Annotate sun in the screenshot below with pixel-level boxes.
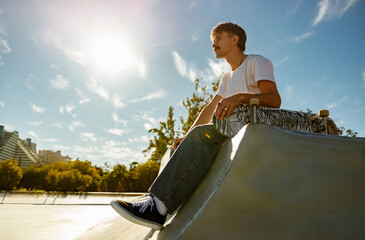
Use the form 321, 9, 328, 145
89, 35, 136, 74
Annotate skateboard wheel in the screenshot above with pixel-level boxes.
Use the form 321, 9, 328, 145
319, 109, 329, 117
249, 98, 260, 106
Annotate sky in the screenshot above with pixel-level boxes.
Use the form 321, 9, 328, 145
0, 0, 364, 167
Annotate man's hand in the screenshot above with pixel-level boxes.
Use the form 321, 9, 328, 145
173, 137, 185, 150
215, 94, 244, 120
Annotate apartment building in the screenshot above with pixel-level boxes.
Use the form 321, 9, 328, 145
0, 125, 40, 168
38, 149, 71, 164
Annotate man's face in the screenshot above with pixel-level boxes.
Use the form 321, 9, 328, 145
211, 31, 234, 59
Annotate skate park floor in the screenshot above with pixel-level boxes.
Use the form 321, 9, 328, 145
0, 192, 145, 240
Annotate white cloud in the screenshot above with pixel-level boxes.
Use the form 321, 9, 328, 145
62, 48, 86, 66
313, 0, 360, 26
362, 71, 365, 87
287, 0, 304, 16
285, 85, 294, 99
136, 111, 164, 130
43, 138, 59, 143
65, 103, 76, 113
60, 103, 76, 114
29, 121, 43, 126
172, 51, 197, 82
89, 140, 144, 164
111, 95, 126, 109
68, 121, 85, 132
108, 128, 128, 136
86, 77, 110, 100
86, 77, 127, 108
130, 90, 167, 103
201, 59, 230, 82
126, 135, 150, 144
276, 56, 290, 66
49, 64, 59, 70
50, 75, 71, 90
31, 103, 46, 113
327, 96, 349, 109
80, 132, 97, 143
0, 101, 5, 107
28, 131, 38, 138
52, 145, 71, 151
79, 98, 91, 105
0, 38, 11, 54
112, 112, 128, 126
51, 122, 63, 129
0, 38, 11, 65
288, 32, 314, 43
75, 88, 90, 105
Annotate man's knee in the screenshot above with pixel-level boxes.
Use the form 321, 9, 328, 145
187, 124, 223, 143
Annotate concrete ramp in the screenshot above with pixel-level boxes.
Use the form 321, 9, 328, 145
77, 123, 365, 240
154, 123, 365, 239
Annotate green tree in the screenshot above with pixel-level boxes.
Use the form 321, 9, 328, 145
45, 168, 93, 192
143, 106, 176, 162
338, 126, 358, 137
102, 164, 130, 192
142, 77, 221, 163
19, 165, 50, 190
71, 160, 102, 191
0, 159, 23, 190
19, 160, 103, 192
130, 161, 160, 192
179, 79, 216, 135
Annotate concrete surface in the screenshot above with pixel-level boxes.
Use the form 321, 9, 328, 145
0, 192, 143, 240
0, 204, 117, 240
0, 191, 143, 205
155, 123, 365, 239
76, 123, 365, 240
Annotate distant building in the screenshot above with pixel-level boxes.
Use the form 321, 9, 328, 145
38, 150, 71, 164
0, 125, 40, 168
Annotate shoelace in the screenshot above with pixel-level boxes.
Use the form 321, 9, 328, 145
132, 196, 154, 213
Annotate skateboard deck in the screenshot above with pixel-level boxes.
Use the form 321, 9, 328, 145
213, 103, 338, 137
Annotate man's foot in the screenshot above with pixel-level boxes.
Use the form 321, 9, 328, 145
110, 195, 167, 230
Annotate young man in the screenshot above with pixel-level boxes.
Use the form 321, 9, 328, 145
111, 22, 281, 230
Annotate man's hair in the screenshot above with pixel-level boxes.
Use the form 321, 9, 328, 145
211, 22, 247, 52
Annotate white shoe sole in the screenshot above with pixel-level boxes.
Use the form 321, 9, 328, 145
110, 200, 163, 230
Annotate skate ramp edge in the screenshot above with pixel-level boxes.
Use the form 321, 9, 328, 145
77, 123, 365, 240
154, 123, 365, 240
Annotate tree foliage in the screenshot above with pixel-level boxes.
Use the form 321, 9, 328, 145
143, 106, 176, 162
2, 158, 160, 192
179, 79, 215, 134
143, 78, 221, 162
0, 159, 23, 190
338, 126, 358, 137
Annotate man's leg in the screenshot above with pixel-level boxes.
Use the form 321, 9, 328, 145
111, 124, 227, 229
150, 124, 227, 214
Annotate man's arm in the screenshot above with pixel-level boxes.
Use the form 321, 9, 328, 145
173, 94, 222, 150
215, 80, 281, 120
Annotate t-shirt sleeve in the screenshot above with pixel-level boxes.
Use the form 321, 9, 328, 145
216, 73, 228, 98
253, 55, 275, 83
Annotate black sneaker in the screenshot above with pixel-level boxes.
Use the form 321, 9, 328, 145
110, 195, 166, 230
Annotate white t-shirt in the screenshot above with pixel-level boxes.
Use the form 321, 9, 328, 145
216, 54, 275, 98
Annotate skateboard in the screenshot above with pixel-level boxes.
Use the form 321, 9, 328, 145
213, 98, 339, 137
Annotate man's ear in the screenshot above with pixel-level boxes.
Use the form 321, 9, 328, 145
232, 35, 239, 46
